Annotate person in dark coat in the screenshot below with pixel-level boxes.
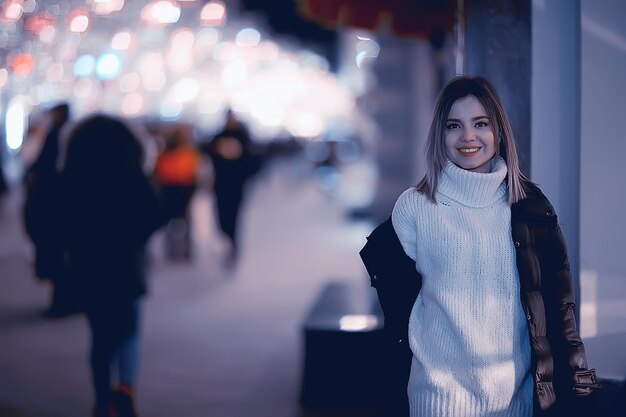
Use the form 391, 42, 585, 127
61, 114, 166, 417
201, 109, 260, 264
360, 76, 597, 417
0, 146, 7, 197
22, 102, 79, 317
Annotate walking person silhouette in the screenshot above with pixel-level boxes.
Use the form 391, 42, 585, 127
201, 109, 261, 265
23, 102, 80, 317
61, 114, 166, 417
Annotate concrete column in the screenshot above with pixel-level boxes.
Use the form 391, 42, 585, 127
462, 0, 532, 174
368, 33, 445, 222
368, 35, 425, 221
531, 0, 581, 317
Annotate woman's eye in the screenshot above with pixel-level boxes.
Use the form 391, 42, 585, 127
475, 121, 489, 128
446, 123, 459, 129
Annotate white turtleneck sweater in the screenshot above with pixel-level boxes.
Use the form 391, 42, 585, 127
392, 158, 533, 417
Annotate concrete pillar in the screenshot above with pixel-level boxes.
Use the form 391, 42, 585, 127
368, 33, 444, 222
462, 0, 532, 174
531, 0, 581, 317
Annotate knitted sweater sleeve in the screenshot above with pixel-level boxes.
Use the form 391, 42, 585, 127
391, 188, 418, 262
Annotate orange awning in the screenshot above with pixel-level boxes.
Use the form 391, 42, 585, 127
298, 0, 456, 39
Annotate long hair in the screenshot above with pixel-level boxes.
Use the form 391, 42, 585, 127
64, 114, 144, 180
416, 76, 529, 204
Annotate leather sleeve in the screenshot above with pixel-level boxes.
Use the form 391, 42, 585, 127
359, 218, 421, 324
543, 221, 598, 397
359, 218, 420, 417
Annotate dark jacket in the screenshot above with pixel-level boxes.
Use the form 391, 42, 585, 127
202, 126, 260, 190
359, 182, 598, 417
62, 172, 166, 308
23, 124, 65, 280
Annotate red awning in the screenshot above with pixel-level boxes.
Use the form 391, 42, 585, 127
298, 0, 456, 39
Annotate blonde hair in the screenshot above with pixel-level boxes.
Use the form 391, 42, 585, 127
416, 76, 529, 204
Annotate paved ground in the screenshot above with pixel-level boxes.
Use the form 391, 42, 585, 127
0, 154, 623, 417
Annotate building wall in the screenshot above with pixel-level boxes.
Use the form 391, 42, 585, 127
580, 0, 626, 337
532, 0, 626, 379
531, 1, 582, 319
367, 34, 454, 222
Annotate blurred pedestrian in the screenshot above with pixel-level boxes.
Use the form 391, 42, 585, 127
61, 114, 166, 417
22, 102, 79, 317
201, 109, 261, 264
154, 126, 200, 260
360, 76, 598, 417
0, 147, 7, 197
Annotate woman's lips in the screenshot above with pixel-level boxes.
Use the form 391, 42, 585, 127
457, 147, 481, 156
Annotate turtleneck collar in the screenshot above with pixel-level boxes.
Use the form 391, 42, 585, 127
437, 157, 508, 208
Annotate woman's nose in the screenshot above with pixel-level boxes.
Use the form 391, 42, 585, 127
461, 127, 476, 141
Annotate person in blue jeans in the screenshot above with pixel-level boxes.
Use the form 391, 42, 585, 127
61, 114, 166, 417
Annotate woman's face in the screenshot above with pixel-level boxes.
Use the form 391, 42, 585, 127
444, 95, 496, 173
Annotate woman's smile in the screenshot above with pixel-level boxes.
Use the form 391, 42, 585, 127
457, 146, 482, 156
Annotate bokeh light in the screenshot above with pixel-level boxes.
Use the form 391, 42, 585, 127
172, 77, 199, 102
4, 2, 24, 22
119, 72, 141, 93
10, 54, 35, 77
5, 95, 28, 151
74, 78, 97, 98
91, 0, 125, 16
0, 0, 369, 148
121, 92, 144, 116
160, 100, 182, 119
0, 68, 9, 89
235, 28, 260, 47
142, 1, 181, 25
39, 25, 56, 43
69, 9, 91, 33
74, 55, 96, 77
200, 1, 226, 26
96, 52, 122, 80
46, 63, 64, 83
111, 31, 132, 50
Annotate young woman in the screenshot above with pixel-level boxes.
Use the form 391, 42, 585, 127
62, 115, 166, 417
360, 76, 598, 417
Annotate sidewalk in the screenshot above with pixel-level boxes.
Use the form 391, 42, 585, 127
0, 157, 373, 417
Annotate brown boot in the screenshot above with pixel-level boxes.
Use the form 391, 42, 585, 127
92, 403, 118, 417
111, 383, 138, 417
